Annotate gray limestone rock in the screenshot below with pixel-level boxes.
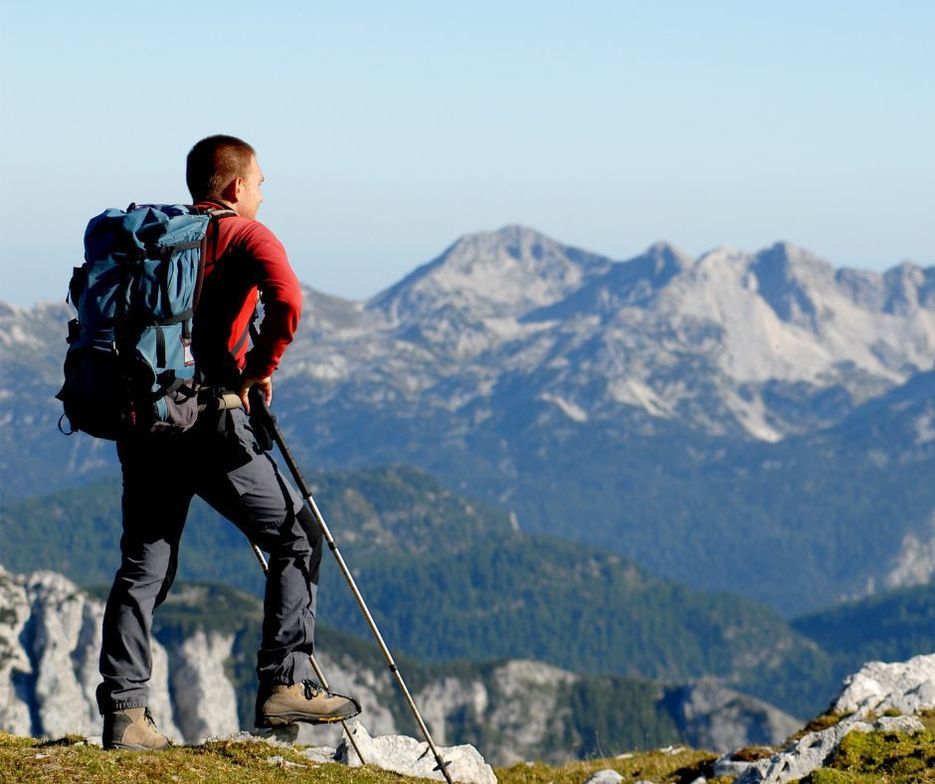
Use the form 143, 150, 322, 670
336, 721, 497, 784
713, 749, 773, 780
301, 745, 340, 763
833, 654, 935, 717
147, 641, 183, 742
874, 715, 924, 734
168, 629, 240, 743
732, 710, 926, 784
417, 676, 490, 747
734, 715, 872, 784
667, 679, 801, 752
477, 660, 577, 765
720, 712, 926, 783
583, 770, 624, 784
24, 571, 102, 737
0, 567, 32, 735
723, 655, 935, 784
0, 568, 183, 741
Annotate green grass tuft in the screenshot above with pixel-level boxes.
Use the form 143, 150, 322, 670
803, 727, 935, 784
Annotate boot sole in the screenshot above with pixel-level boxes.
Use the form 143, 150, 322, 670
258, 706, 361, 727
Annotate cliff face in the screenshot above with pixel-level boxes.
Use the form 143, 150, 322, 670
296, 658, 584, 764
0, 568, 180, 741
0, 566, 802, 763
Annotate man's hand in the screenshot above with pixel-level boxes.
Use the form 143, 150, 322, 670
239, 374, 272, 414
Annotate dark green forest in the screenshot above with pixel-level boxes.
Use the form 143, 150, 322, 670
269, 369, 935, 616
4, 466, 932, 721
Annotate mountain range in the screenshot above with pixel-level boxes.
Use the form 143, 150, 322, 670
2, 226, 934, 617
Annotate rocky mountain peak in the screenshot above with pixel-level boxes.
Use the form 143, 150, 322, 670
613, 240, 694, 291
748, 242, 834, 329
297, 285, 365, 333
645, 240, 693, 276
881, 261, 935, 315
524, 241, 693, 321
368, 225, 613, 323
752, 242, 834, 281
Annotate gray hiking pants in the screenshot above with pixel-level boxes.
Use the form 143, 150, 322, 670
96, 407, 321, 713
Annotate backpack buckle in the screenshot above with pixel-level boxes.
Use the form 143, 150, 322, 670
66, 319, 81, 344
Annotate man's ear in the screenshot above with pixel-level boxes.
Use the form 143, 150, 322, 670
220, 176, 243, 204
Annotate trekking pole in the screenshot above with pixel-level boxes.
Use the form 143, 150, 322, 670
250, 392, 454, 784
247, 541, 366, 766
207, 392, 367, 763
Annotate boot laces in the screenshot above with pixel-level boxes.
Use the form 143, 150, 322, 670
141, 706, 172, 747
302, 680, 321, 700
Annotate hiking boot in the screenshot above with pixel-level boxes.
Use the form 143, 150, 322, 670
102, 707, 171, 751
256, 680, 361, 726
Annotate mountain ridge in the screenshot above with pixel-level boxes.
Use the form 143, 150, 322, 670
3, 226, 935, 618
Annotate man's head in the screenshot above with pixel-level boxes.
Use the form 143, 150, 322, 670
186, 135, 264, 219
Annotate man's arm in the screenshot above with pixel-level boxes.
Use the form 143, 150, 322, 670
236, 221, 303, 411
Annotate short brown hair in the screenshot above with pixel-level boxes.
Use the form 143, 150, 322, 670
186, 135, 256, 201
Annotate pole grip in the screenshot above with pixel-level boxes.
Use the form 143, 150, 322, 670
197, 392, 243, 413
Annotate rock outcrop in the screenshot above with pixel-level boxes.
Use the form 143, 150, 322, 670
0, 567, 179, 742
292, 658, 581, 762
336, 721, 497, 784
664, 679, 801, 752
720, 653, 935, 784
583, 771, 624, 784
832, 653, 935, 716
0, 569, 31, 735
168, 629, 240, 742
724, 713, 927, 784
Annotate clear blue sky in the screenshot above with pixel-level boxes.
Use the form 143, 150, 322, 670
1, 1, 933, 307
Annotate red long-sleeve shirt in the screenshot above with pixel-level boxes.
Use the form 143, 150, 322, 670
192, 201, 302, 387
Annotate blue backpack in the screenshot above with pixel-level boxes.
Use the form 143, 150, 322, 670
56, 203, 235, 440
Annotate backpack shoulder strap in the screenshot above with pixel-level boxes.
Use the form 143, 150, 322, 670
193, 209, 238, 311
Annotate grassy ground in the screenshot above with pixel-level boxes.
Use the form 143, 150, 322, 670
0, 733, 421, 784
1, 724, 932, 784
0, 733, 715, 784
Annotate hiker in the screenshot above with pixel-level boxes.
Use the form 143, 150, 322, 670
96, 135, 360, 750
